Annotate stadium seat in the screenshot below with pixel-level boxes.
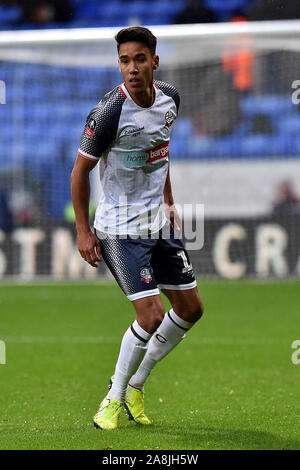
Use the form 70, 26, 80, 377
0, 65, 15, 82
214, 135, 244, 158
25, 84, 48, 102
123, 1, 148, 18
172, 117, 194, 140
188, 136, 217, 159
204, 0, 256, 21
239, 134, 295, 158
240, 95, 294, 118
100, 2, 124, 20
40, 157, 74, 219
23, 141, 59, 179
23, 103, 50, 121
275, 115, 300, 136
150, 0, 183, 16
143, 15, 173, 26
0, 6, 22, 25
72, 1, 102, 21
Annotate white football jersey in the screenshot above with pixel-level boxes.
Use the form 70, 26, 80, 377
78, 81, 180, 235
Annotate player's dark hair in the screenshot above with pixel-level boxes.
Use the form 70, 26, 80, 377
115, 26, 157, 55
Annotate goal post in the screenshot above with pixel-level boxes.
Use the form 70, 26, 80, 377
0, 20, 300, 280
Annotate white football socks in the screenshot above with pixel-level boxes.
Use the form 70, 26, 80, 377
129, 308, 193, 390
107, 320, 151, 402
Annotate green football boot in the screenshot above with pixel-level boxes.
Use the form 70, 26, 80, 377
125, 384, 152, 425
109, 375, 152, 425
93, 397, 123, 430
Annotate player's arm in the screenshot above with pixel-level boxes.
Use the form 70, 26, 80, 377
163, 163, 181, 235
163, 164, 174, 207
71, 153, 102, 267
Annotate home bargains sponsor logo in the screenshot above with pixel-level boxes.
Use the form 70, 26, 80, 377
124, 150, 148, 167
147, 142, 169, 163
124, 142, 169, 167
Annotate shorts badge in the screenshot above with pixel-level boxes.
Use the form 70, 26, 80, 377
140, 267, 152, 283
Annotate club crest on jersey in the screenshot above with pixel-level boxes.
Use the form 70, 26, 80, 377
85, 118, 96, 138
165, 110, 175, 128
140, 268, 152, 283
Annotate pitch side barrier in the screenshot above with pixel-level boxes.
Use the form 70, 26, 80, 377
0, 215, 299, 280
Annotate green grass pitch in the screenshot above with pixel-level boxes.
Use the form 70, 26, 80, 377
0, 280, 299, 450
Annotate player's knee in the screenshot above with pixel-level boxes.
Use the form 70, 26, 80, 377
193, 299, 204, 321
148, 307, 165, 332
136, 299, 164, 333
175, 299, 204, 323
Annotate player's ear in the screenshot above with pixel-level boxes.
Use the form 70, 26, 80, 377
153, 55, 159, 70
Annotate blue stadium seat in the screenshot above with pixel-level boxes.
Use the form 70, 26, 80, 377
72, 1, 102, 21
67, 139, 83, 162
276, 115, 300, 136
100, 2, 123, 19
124, 1, 148, 18
23, 140, 58, 166
214, 135, 244, 158
4, 85, 25, 104
0, 65, 15, 81
23, 103, 50, 121
188, 136, 216, 159
23, 64, 48, 80
204, 0, 256, 21
205, 0, 249, 10
139, 0, 175, 18
143, 15, 173, 26
25, 84, 48, 102
40, 158, 74, 219
0, 122, 14, 143
240, 95, 294, 118
230, 120, 252, 137
239, 134, 295, 158
172, 117, 194, 140
0, 6, 22, 25
169, 138, 189, 159
68, 19, 104, 28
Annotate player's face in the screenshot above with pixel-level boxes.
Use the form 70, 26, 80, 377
118, 41, 159, 94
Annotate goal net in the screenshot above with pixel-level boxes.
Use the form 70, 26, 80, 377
0, 20, 300, 280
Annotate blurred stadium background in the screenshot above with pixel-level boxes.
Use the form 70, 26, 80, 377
0, 0, 300, 281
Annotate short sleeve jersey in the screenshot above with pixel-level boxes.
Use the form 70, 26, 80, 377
78, 81, 180, 235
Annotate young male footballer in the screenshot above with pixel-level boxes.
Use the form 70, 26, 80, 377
71, 26, 204, 430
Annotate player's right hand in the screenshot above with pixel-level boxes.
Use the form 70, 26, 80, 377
77, 230, 102, 268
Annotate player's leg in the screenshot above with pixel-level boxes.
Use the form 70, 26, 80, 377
128, 287, 203, 390
133, 294, 165, 333
161, 286, 204, 323
129, 228, 204, 391
107, 294, 164, 402
93, 231, 161, 429
118, 294, 165, 425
